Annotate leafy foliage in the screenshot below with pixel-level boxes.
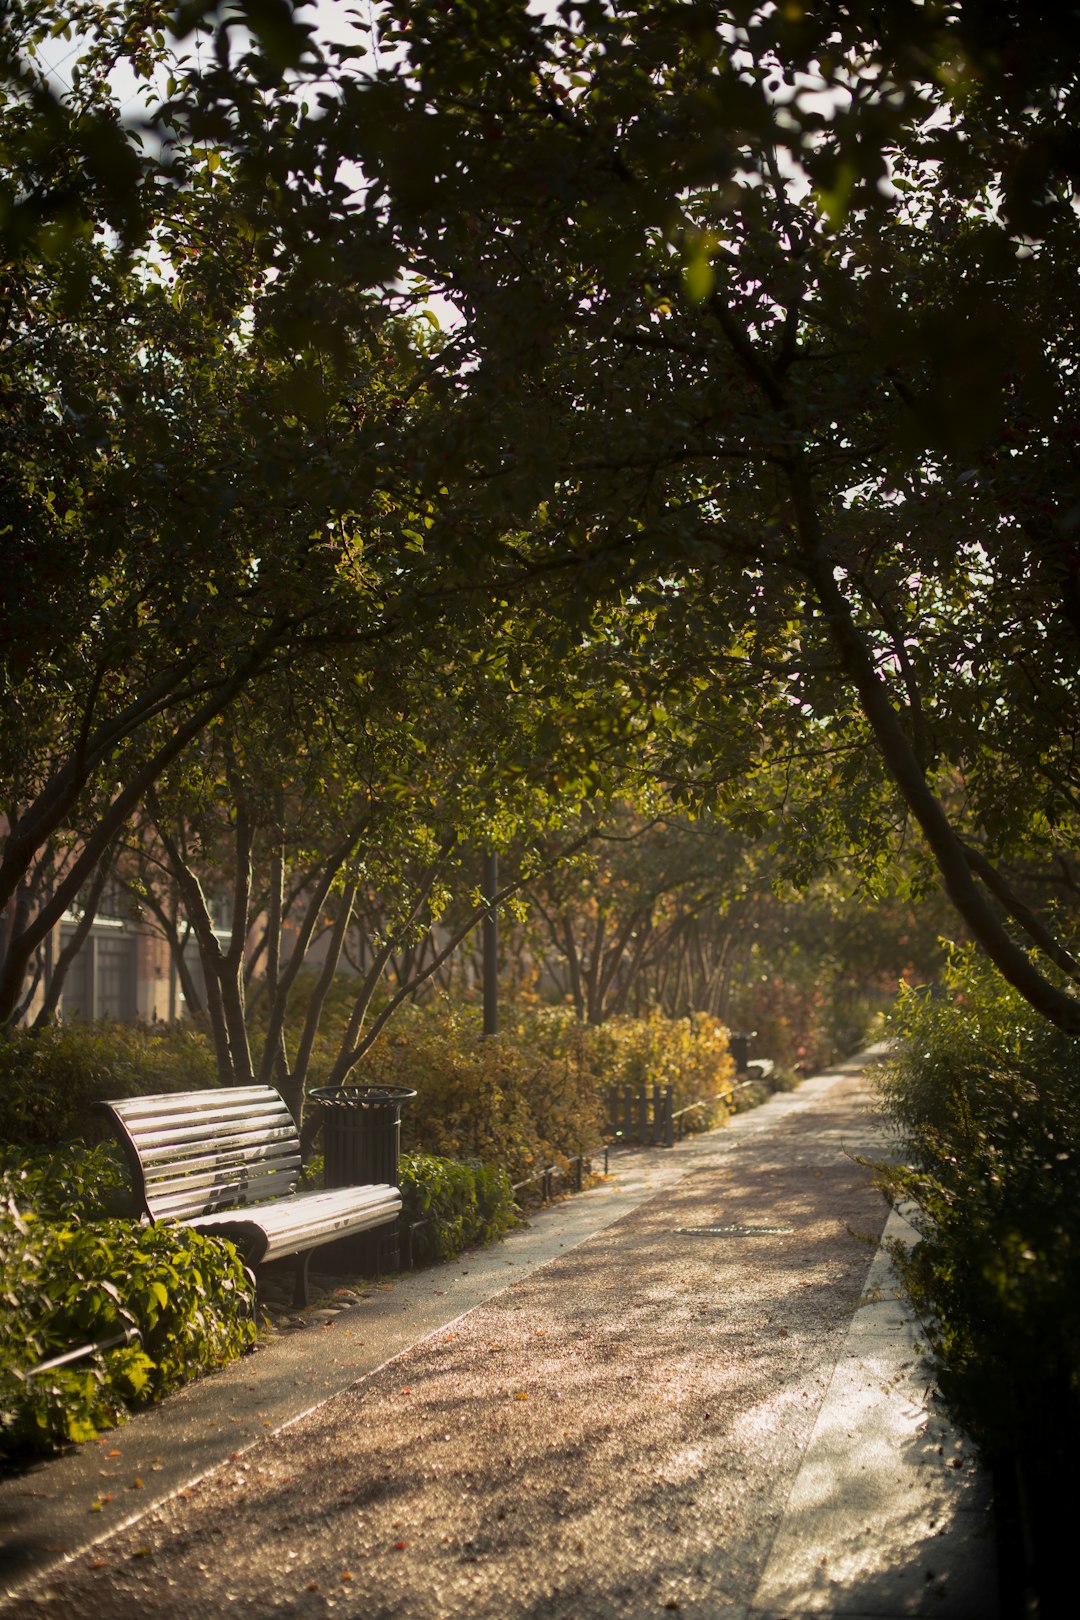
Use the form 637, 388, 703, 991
0, 1152, 254, 1457
397, 1152, 515, 1266
877, 946, 1080, 1459
554, 1007, 736, 1119
285, 0, 1080, 1036
0, 1023, 217, 1148
353, 1001, 736, 1180
4, 0, 1080, 1052
359, 1002, 602, 1182
0, 1140, 133, 1220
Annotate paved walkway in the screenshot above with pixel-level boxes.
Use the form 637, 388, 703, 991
0, 1051, 998, 1618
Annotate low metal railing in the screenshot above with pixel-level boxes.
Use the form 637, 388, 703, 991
510, 1146, 609, 1205
22, 1324, 143, 1379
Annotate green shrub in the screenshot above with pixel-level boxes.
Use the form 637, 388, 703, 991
732, 1078, 771, 1112
0, 1157, 255, 1459
356, 1002, 604, 1181
559, 1009, 736, 1117
398, 1152, 516, 1264
0, 1023, 218, 1148
877, 944, 1080, 1459
0, 1140, 137, 1220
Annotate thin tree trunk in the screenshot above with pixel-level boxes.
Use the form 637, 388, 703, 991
217, 790, 255, 1084
0, 656, 275, 1022
33, 845, 116, 1026
795, 484, 1080, 1037
152, 808, 237, 1083
283, 880, 358, 1123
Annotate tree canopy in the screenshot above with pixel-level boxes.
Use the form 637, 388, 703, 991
3, 0, 1079, 1042
277, 0, 1079, 1032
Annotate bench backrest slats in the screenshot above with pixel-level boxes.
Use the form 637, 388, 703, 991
130, 1120, 296, 1157
139, 1141, 300, 1184
107, 1097, 289, 1130
106, 1086, 284, 1115
148, 1167, 301, 1219
96, 1084, 303, 1223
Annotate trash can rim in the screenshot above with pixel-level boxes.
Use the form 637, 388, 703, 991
309, 1084, 418, 1104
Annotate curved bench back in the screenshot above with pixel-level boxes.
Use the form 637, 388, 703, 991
95, 1085, 301, 1222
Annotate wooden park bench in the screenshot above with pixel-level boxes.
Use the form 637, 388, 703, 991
94, 1085, 401, 1308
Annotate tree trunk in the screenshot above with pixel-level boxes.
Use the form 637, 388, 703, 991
791, 463, 1080, 1038
33, 845, 116, 1026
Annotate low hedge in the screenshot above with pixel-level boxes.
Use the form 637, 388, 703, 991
357, 1003, 736, 1180
877, 948, 1080, 1610
0, 1145, 255, 1459
0, 1023, 218, 1149
878, 948, 1080, 1462
398, 1152, 516, 1265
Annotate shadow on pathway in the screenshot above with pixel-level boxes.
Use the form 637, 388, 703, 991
0, 1054, 998, 1619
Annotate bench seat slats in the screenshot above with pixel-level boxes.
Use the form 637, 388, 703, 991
187, 1186, 402, 1265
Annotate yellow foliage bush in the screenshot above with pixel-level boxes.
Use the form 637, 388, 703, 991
354, 1002, 735, 1181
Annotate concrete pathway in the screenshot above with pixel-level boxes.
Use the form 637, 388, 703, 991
0, 1051, 999, 1617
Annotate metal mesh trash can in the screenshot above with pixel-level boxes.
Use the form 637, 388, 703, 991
309, 1085, 416, 1275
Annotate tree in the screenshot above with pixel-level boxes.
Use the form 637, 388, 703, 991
525, 810, 759, 1024
9, 1, 1079, 1042
0, 3, 470, 1025
271, 0, 1080, 1035
110, 591, 633, 1115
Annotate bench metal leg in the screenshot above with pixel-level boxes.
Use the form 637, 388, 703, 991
293, 1250, 312, 1310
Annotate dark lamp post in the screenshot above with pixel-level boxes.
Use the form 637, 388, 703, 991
482, 849, 498, 1037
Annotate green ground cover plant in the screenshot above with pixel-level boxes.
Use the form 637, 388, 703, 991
0, 1144, 254, 1458
398, 1153, 516, 1265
